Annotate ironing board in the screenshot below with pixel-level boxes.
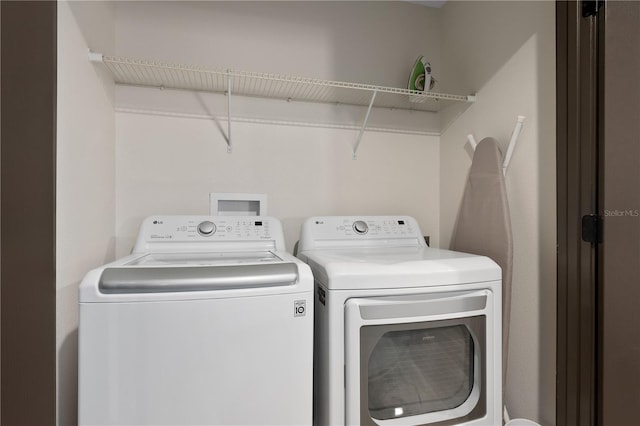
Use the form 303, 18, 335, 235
451, 137, 513, 397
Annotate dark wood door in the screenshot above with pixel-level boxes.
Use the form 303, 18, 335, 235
598, 2, 640, 425
556, 1, 600, 423
557, 2, 640, 425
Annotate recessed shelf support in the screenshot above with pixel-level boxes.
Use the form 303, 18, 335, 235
353, 90, 377, 160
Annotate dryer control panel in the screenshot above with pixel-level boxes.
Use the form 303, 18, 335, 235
132, 216, 285, 253
298, 216, 427, 251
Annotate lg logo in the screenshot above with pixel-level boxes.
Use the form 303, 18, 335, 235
294, 300, 307, 317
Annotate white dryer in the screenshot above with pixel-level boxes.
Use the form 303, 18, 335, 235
79, 216, 313, 426
297, 216, 502, 426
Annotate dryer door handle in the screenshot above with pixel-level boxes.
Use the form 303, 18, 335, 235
350, 289, 489, 322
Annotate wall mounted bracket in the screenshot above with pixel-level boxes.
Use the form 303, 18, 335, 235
353, 90, 377, 160
466, 115, 526, 176
226, 70, 232, 153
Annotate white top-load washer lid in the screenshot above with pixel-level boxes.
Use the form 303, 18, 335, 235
79, 216, 313, 303
297, 216, 501, 290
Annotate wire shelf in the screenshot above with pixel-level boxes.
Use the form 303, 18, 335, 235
94, 54, 475, 113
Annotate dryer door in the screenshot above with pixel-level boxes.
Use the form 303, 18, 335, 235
344, 289, 497, 426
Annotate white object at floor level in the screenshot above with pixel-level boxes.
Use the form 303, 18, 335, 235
78, 216, 313, 426
504, 407, 542, 426
507, 420, 542, 426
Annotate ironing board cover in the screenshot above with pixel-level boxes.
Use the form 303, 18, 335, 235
451, 137, 513, 396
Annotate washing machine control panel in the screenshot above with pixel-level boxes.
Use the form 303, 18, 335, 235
132, 216, 288, 254
144, 217, 272, 240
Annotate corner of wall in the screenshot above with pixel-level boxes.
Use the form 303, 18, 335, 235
438, 2, 556, 423
56, 1, 116, 425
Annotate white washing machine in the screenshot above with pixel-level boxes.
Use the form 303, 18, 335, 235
79, 216, 313, 426
297, 216, 502, 426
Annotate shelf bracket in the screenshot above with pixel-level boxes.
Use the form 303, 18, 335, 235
353, 90, 377, 160
226, 70, 232, 153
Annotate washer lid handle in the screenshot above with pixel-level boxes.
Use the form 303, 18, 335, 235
98, 263, 299, 294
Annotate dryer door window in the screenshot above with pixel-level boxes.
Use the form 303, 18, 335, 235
366, 324, 474, 420
358, 316, 486, 426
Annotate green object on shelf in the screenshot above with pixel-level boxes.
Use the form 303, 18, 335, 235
408, 55, 433, 92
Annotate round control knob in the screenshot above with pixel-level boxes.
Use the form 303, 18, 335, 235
353, 220, 369, 235
197, 221, 216, 236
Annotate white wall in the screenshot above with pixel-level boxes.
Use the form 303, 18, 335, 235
56, 2, 115, 425
113, 1, 444, 254
114, 1, 441, 88
115, 113, 439, 255
439, 2, 556, 424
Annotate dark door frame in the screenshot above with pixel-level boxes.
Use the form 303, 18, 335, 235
556, 1, 602, 425
1, 1, 57, 424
